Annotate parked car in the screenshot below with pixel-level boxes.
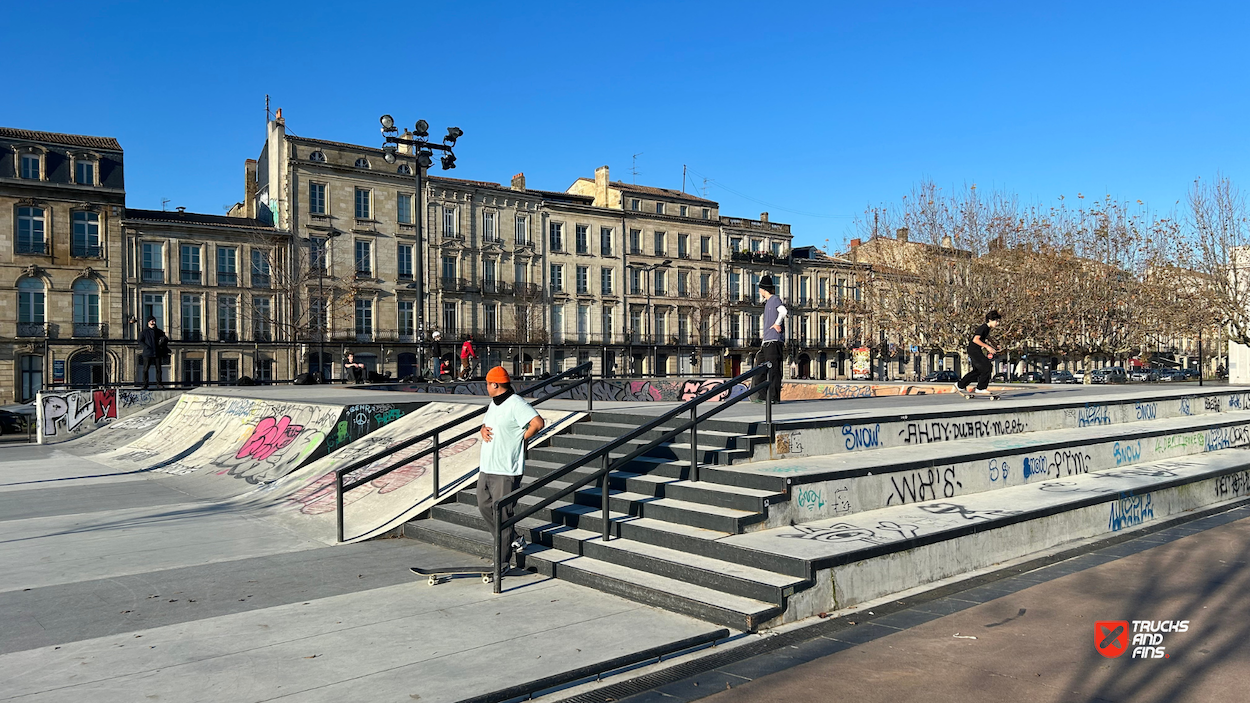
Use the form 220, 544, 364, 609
1073, 370, 1086, 383
1156, 369, 1183, 382
0, 409, 27, 436
992, 372, 1019, 383
1050, 370, 1076, 384
1018, 371, 1044, 383
925, 370, 960, 382
1130, 369, 1159, 382
1091, 367, 1129, 384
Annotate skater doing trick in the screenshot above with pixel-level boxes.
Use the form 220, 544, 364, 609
956, 310, 1001, 396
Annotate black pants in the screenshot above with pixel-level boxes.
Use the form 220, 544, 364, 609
753, 341, 784, 402
477, 473, 522, 563
139, 357, 161, 387
959, 350, 992, 391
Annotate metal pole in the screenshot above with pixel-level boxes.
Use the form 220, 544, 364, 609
335, 471, 344, 543
765, 372, 774, 449
601, 453, 611, 542
690, 404, 699, 483
432, 430, 440, 498
415, 162, 425, 378
1199, 327, 1204, 387
586, 374, 594, 415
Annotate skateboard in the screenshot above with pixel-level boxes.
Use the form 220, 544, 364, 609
411, 566, 493, 585
956, 389, 1002, 401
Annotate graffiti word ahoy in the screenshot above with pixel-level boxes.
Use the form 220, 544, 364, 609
843, 424, 881, 451
900, 418, 1027, 445
886, 467, 962, 506
1108, 492, 1154, 532
236, 416, 306, 461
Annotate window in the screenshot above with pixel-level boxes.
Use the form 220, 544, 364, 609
443, 206, 458, 237
837, 316, 846, 340
576, 266, 589, 294
602, 307, 614, 340
702, 208, 710, 220
819, 278, 828, 304
514, 262, 527, 284
72, 279, 100, 329
257, 358, 274, 382
630, 268, 642, 295
181, 294, 202, 341
730, 237, 743, 253
630, 310, 642, 342
700, 272, 710, 297
699, 314, 710, 344
772, 241, 783, 257
20, 154, 39, 180
680, 205, 688, 217
853, 283, 862, 302
656, 202, 665, 215
630, 198, 641, 211
398, 300, 415, 337
442, 302, 456, 334
216, 247, 237, 286
700, 236, 711, 258
750, 273, 760, 304
550, 305, 564, 343
253, 296, 272, 341
309, 297, 326, 337
142, 243, 164, 282
398, 244, 413, 280
484, 211, 498, 242
836, 278, 846, 304
355, 240, 372, 276
600, 227, 613, 256
251, 250, 271, 288
218, 295, 238, 341
654, 231, 666, 256
219, 357, 239, 384
309, 183, 326, 215
728, 271, 740, 301
309, 151, 326, 163
601, 268, 613, 295
751, 239, 763, 253
18, 278, 46, 333
180, 245, 201, 284
677, 271, 688, 296
310, 237, 327, 272
142, 293, 165, 329
550, 264, 564, 293
355, 188, 371, 219
515, 215, 529, 245
182, 358, 203, 385
442, 255, 457, 283
575, 224, 589, 254
484, 259, 497, 288
75, 160, 94, 185
678, 233, 689, 258
16, 207, 46, 254
397, 163, 412, 175
548, 222, 563, 251
630, 229, 642, 254
355, 157, 370, 169
654, 270, 667, 296
355, 297, 372, 337
20, 355, 42, 403
397, 193, 413, 224
485, 304, 498, 337
678, 311, 689, 344
576, 305, 589, 343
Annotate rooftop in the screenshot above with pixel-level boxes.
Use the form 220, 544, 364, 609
124, 208, 274, 230
576, 177, 718, 204
0, 127, 122, 151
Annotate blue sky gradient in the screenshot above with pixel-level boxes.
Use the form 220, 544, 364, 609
4, 1, 1246, 248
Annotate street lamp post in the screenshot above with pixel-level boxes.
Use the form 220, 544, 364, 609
378, 115, 463, 380
642, 259, 671, 375
315, 227, 342, 382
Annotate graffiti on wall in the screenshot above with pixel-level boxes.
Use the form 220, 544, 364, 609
323, 403, 417, 451
38, 388, 180, 442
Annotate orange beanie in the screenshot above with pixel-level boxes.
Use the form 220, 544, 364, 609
486, 366, 511, 384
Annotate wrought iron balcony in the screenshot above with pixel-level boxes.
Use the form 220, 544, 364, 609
73, 322, 107, 338
218, 272, 238, 286
180, 269, 202, 284
17, 322, 48, 337
142, 268, 164, 283
182, 329, 203, 342
16, 242, 47, 255
482, 280, 510, 295
73, 245, 104, 259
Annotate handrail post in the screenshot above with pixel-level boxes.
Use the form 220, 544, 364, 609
493, 503, 503, 593
587, 374, 594, 416
601, 453, 611, 542
765, 379, 774, 450
690, 404, 699, 483
432, 431, 440, 499
335, 471, 344, 543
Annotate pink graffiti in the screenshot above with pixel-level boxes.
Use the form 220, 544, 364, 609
629, 381, 662, 401
236, 416, 306, 461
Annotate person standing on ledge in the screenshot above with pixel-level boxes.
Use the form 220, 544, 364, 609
138, 316, 170, 389
478, 366, 546, 565
752, 275, 786, 404
956, 310, 1002, 395
460, 333, 478, 380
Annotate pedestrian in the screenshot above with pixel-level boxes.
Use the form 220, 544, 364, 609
752, 275, 786, 404
138, 316, 170, 389
431, 330, 443, 379
343, 352, 366, 384
460, 334, 478, 380
477, 366, 545, 566
956, 310, 1002, 395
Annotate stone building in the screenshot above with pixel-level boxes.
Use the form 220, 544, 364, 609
0, 128, 125, 402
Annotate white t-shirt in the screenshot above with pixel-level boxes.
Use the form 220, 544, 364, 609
479, 393, 540, 476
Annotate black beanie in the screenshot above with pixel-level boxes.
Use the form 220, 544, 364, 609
759, 275, 776, 294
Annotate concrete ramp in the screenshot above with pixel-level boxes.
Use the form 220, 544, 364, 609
58, 397, 181, 455
247, 403, 585, 544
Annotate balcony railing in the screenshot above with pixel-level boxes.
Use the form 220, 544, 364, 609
482, 280, 510, 295
514, 282, 542, 298
16, 242, 47, 255
73, 322, 107, 338
398, 272, 413, 281
180, 269, 202, 284
355, 331, 373, 342
73, 245, 103, 259
253, 330, 273, 342
253, 275, 271, 289
218, 330, 239, 342
17, 322, 48, 337
218, 271, 238, 286
182, 330, 203, 342
142, 268, 164, 283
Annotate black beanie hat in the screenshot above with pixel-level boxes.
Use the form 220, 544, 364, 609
759, 275, 776, 294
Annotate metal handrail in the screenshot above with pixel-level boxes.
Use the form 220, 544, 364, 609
334, 361, 594, 542
492, 363, 773, 592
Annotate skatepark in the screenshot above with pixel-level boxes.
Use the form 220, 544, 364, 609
4, 376, 1250, 702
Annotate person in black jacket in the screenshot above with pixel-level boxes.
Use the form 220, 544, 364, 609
138, 317, 170, 389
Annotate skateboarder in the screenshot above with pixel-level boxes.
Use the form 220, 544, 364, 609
752, 275, 786, 404
343, 352, 367, 384
956, 310, 1002, 395
460, 334, 478, 380
478, 366, 545, 565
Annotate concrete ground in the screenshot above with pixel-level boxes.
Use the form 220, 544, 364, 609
614, 506, 1250, 703
0, 443, 722, 703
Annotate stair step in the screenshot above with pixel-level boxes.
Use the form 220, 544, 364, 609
623, 474, 784, 512
526, 545, 781, 631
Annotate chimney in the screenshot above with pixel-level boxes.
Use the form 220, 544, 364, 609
176, 206, 186, 214
511, 172, 526, 191
398, 129, 413, 155
760, 212, 769, 223
896, 227, 908, 242
941, 235, 953, 248
275, 108, 283, 124
850, 238, 862, 248
244, 159, 258, 219
594, 165, 610, 207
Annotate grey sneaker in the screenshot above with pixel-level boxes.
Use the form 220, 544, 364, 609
510, 536, 527, 554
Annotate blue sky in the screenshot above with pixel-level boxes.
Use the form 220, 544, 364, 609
5, 1, 1247, 249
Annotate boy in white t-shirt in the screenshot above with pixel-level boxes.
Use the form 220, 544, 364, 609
478, 366, 545, 562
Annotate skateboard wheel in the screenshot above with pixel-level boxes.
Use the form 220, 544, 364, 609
482, 575, 492, 583
427, 577, 437, 586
